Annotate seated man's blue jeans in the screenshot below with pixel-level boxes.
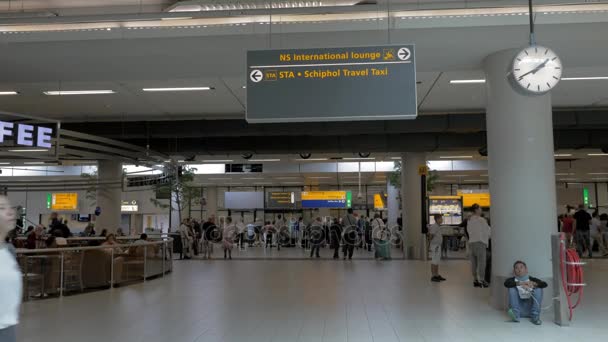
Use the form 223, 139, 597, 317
508, 287, 543, 319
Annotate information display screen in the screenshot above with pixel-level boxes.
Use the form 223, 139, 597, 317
429, 197, 462, 214
266, 192, 297, 209
459, 192, 491, 207
224, 192, 264, 209
301, 191, 352, 208
247, 45, 417, 123
47, 193, 78, 211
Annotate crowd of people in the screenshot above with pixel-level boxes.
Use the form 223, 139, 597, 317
559, 204, 608, 258
176, 209, 398, 261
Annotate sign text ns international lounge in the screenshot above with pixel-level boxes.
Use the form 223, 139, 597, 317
247, 45, 417, 123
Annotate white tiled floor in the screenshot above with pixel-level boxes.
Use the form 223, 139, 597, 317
17, 257, 608, 342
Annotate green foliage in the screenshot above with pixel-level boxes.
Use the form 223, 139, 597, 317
149, 165, 199, 222
387, 161, 439, 192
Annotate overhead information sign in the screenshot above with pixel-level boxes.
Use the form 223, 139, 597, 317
458, 192, 491, 208
302, 191, 352, 208
266, 192, 297, 209
48, 193, 78, 211
246, 45, 417, 123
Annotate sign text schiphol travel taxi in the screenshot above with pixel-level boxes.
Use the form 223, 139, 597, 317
246, 45, 417, 123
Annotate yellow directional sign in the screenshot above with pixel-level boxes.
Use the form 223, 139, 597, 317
418, 165, 429, 176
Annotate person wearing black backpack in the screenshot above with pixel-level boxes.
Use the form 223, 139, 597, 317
342, 208, 358, 260
329, 218, 342, 259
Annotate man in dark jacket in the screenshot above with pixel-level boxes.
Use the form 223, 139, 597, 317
309, 217, 324, 258
504, 260, 547, 325
329, 218, 342, 259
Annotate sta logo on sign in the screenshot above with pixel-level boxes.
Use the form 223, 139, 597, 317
0, 121, 53, 148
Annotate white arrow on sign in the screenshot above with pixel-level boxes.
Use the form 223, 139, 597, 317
397, 47, 411, 61
250, 69, 263, 83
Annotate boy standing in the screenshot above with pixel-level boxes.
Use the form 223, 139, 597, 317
429, 214, 446, 282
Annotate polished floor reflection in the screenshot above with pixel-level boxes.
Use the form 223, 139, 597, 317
18, 258, 608, 342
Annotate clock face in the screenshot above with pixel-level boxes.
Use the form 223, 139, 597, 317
512, 46, 562, 94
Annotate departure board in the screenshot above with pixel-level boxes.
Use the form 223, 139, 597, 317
266, 192, 297, 209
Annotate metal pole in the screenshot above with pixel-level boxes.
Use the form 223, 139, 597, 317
110, 248, 114, 287
59, 252, 64, 297
143, 245, 147, 282
162, 241, 165, 277
552, 234, 569, 326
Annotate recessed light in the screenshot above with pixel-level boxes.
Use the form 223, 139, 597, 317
248, 159, 281, 162
276, 177, 299, 180
8, 149, 49, 152
588, 153, 608, 156
0, 162, 10, 165
294, 158, 329, 161
142, 87, 212, 92
390, 157, 402, 160
0, 91, 18, 95
308, 176, 331, 179
562, 77, 608, 81
588, 172, 608, 175
343, 157, 376, 160
201, 159, 233, 163
241, 177, 265, 180
23, 161, 45, 164
554, 154, 572, 157
43, 90, 115, 95
450, 79, 486, 84
439, 156, 473, 159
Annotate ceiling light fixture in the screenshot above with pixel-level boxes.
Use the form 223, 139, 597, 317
554, 154, 573, 157
439, 156, 473, 159
241, 177, 265, 180
44, 90, 115, 95
562, 77, 608, 81
588, 172, 608, 175
308, 176, 331, 179
343, 157, 376, 160
8, 149, 49, 152
588, 153, 608, 156
0, 91, 18, 95
201, 159, 233, 163
23, 161, 45, 165
449, 79, 486, 84
0, 162, 11, 165
390, 157, 402, 160
294, 158, 329, 161
142, 87, 212, 92
248, 159, 281, 162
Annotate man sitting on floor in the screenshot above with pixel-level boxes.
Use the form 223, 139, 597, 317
504, 260, 547, 325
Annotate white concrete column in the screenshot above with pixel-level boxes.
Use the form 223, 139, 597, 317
387, 182, 400, 229
95, 161, 123, 233
401, 152, 426, 259
205, 187, 218, 219
484, 49, 557, 308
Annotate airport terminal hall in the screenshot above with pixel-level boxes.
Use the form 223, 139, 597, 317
2, 0, 608, 341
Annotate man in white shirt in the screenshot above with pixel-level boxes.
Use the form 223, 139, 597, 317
428, 214, 446, 282
466, 204, 491, 288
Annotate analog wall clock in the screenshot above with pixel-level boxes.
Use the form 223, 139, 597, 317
512, 45, 562, 94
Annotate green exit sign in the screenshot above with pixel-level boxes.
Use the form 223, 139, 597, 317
346, 191, 352, 208
46, 193, 52, 209
583, 188, 590, 207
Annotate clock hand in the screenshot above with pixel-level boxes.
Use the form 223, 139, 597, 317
518, 58, 550, 80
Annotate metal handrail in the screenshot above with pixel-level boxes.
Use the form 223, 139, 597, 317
17, 238, 173, 301
16, 238, 172, 254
